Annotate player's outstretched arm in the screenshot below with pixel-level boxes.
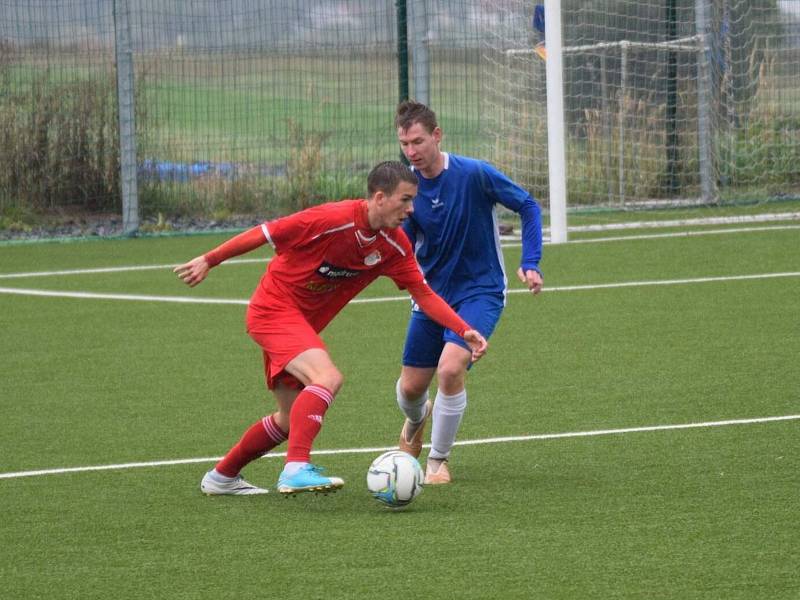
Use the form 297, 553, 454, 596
174, 255, 210, 287
174, 225, 269, 287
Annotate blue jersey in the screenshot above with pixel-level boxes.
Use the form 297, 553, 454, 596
403, 153, 542, 306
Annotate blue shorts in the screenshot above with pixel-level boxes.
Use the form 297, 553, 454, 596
402, 295, 504, 368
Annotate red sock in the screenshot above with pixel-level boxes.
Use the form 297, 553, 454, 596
285, 385, 335, 463
215, 414, 288, 478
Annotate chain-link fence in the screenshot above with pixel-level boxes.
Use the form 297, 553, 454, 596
2, 1, 799, 233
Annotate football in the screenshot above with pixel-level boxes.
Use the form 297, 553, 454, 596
366, 450, 424, 508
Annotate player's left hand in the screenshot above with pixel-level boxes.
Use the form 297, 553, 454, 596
463, 329, 488, 363
174, 255, 210, 287
517, 267, 543, 295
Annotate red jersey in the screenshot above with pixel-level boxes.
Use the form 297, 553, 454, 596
204, 200, 470, 336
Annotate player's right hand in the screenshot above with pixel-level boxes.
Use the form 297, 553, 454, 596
174, 255, 210, 287
463, 329, 488, 363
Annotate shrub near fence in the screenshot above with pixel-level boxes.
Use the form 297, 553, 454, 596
0, 66, 120, 216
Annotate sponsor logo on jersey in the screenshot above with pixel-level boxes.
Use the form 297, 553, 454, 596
364, 251, 381, 266
316, 262, 361, 279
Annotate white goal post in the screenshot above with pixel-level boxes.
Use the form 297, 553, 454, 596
544, 0, 568, 243
509, 0, 716, 244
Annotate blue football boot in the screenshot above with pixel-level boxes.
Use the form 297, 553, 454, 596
277, 463, 345, 495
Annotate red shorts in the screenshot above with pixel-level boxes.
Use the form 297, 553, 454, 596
246, 299, 326, 390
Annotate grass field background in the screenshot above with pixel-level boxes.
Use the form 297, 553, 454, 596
1, 208, 799, 599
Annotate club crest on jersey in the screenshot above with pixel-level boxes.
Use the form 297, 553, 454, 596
316, 262, 361, 279
364, 251, 381, 266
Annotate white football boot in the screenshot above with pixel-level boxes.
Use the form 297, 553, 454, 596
200, 470, 270, 495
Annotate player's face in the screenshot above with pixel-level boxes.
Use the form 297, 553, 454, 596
397, 123, 443, 177
377, 181, 416, 229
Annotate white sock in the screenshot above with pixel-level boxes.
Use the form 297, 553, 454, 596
209, 468, 235, 483
282, 461, 308, 476
396, 377, 429, 423
428, 389, 467, 461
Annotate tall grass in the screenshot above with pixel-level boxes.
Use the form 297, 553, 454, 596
718, 52, 800, 193
0, 71, 120, 215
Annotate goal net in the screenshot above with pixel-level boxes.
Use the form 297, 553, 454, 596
482, 0, 800, 209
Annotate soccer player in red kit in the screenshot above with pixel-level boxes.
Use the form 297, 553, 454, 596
175, 161, 488, 496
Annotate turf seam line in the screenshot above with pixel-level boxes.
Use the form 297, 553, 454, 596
1, 414, 797, 480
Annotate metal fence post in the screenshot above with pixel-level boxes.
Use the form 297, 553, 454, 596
410, 0, 430, 107
396, 0, 409, 104
618, 41, 628, 205
696, 0, 716, 203
113, 0, 139, 235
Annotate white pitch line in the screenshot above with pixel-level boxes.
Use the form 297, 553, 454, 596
0, 257, 268, 280
2, 222, 798, 281
514, 271, 800, 294
1, 414, 797, 480
2, 271, 798, 306
0, 287, 249, 305
499, 223, 800, 247
559, 211, 800, 232
355, 271, 800, 304
558, 224, 800, 245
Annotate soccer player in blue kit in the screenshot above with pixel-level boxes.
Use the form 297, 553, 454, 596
393, 100, 544, 484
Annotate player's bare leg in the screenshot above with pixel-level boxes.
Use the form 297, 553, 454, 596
397, 367, 435, 458
271, 382, 297, 434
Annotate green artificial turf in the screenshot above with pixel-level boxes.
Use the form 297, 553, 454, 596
1, 216, 798, 599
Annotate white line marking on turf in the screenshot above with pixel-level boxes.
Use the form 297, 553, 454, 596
2, 222, 798, 281
1, 414, 797, 480
560, 211, 800, 232
503, 223, 800, 246
0, 257, 268, 280
351, 271, 800, 303
2, 271, 798, 305
0, 287, 249, 304
548, 224, 800, 245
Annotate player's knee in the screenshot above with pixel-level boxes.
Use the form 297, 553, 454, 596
437, 362, 466, 391
399, 376, 428, 401
318, 367, 344, 396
